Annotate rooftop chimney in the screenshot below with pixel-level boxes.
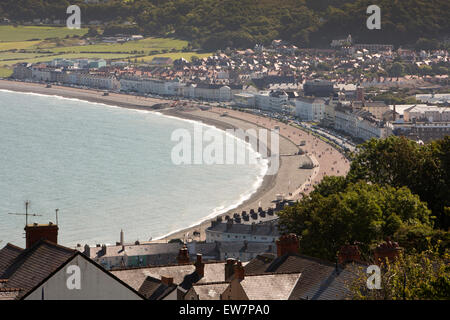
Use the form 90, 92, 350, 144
83, 244, 90, 257
225, 258, 236, 281
161, 276, 174, 286
194, 254, 205, 277
177, 245, 190, 264
374, 239, 402, 265
101, 244, 107, 256
276, 233, 299, 257
24, 223, 58, 249
337, 243, 361, 264
226, 219, 233, 231
233, 261, 245, 281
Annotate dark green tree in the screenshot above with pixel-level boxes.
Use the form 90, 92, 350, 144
348, 136, 450, 229
278, 178, 432, 261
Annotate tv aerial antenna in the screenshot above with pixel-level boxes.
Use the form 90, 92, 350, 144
8, 201, 42, 226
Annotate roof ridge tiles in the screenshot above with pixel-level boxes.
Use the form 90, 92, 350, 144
3, 243, 24, 252
111, 260, 228, 271
0, 239, 77, 281
244, 270, 302, 277
193, 280, 231, 286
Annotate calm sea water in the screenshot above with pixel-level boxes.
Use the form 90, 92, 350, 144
0, 90, 266, 247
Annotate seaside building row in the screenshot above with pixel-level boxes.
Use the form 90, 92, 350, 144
13, 63, 241, 102
78, 228, 277, 270
12, 61, 449, 142
0, 221, 403, 300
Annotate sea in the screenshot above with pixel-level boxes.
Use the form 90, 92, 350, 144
0, 90, 267, 247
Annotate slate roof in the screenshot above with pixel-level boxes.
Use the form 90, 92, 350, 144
187, 242, 220, 259
218, 242, 276, 255
111, 261, 227, 293
84, 242, 183, 260
243, 253, 276, 274
191, 282, 230, 300
138, 276, 177, 300
239, 273, 302, 300
0, 243, 23, 276
0, 240, 77, 299
244, 253, 362, 300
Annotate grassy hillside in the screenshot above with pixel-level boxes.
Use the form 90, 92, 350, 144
0, 26, 88, 41
0, 26, 211, 73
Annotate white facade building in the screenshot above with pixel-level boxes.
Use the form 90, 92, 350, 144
31, 67, 52, 81
205, 220, 279, 244
24, 253, 143, 300
294, 97, 326, 121
403, 105, 450, 122
254, 90, 289, 112
334, 105, 393, 140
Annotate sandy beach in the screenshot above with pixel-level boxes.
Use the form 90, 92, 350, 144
0, 79, 350, 243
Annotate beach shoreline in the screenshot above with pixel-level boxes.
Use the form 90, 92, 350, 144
0, 79, 317, 243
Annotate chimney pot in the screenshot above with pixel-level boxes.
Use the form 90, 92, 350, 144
374, 239, 402, 265
195, 253, 205, 277
338, 243, 361, 264
24, 223, 59, 248
233, 260, 245, 281
276, 233, 299, 257
161, 276, 173, 286
177, 245, 190, 264
225, 258, 236, 281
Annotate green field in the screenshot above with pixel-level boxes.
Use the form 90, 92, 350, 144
0, 26, 88, 42
141, 52, 212, 62
0, 40, 41, 51
0, 67, 13, 77
45, 37, 188, 54
0, 26, 212, 68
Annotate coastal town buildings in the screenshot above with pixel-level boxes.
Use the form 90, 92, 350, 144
79, 241, 183, 270
0, 210, 403, 301
0, 225, 145, 300
293, 97, 326, 121
9, 38, 449, 143
303, 80, 334, 98
334, 103, 393, 141
205, 220, 279, 244
403, 105, 450, 122
416, 93, 450, 104
393, 122, 450, 142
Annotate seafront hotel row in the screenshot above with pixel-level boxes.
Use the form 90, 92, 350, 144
13, 61, 242, 102
11, 57, 450, 143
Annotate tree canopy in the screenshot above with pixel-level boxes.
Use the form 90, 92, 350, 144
350, 245, 450, 300
278, 177, 432, 261
348, 136, 450, 230
278, 136, 450, 262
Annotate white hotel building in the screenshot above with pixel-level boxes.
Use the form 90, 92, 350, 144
293, 97, 326, 122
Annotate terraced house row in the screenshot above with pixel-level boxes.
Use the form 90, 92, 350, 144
0, 221, 403, 300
